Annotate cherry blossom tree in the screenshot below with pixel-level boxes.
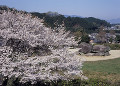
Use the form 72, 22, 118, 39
0, 8, 86, 84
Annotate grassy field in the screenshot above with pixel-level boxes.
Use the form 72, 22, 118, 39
82, 58, 120, 85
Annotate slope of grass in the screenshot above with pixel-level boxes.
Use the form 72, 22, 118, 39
83, 58, 120, 74
82, 58, 120, 85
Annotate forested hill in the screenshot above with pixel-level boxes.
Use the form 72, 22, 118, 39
31, 12, 111, 33
0, 6, 110, 33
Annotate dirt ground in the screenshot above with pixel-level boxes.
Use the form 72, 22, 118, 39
68, 48, 120, 61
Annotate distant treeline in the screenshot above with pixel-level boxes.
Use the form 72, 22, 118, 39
31, 12, 111, 33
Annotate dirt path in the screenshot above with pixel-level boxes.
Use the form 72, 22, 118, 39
68, 48, 120, 61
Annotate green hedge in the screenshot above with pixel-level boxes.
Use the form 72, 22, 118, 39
104, 43, 120, 50
93, 43, 120, 50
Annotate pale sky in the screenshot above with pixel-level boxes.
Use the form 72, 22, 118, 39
0, 0, 120, 20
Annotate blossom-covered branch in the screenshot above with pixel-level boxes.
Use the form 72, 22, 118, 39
0, 8, 85, 84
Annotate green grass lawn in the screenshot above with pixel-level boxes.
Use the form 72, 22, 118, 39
83, 58, 120, 74
82, 58, 120, 85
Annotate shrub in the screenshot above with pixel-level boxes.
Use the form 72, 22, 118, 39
80, 35, 90, 43
104, 43, 120, 50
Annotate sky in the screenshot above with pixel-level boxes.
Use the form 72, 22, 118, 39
0, 0, 120, 20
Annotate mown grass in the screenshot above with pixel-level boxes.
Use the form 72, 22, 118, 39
82, 58, 120, 85
83, 58, 120, 74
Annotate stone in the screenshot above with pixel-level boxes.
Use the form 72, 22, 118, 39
92, 45, 110, 53
78, 42, 92, 54
93, 52, 105, 56
78, 43, 110, 56
93, 52, 110, 56
92, 45, 110, 56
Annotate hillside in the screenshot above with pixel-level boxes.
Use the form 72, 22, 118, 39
31, 12, 111, 33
